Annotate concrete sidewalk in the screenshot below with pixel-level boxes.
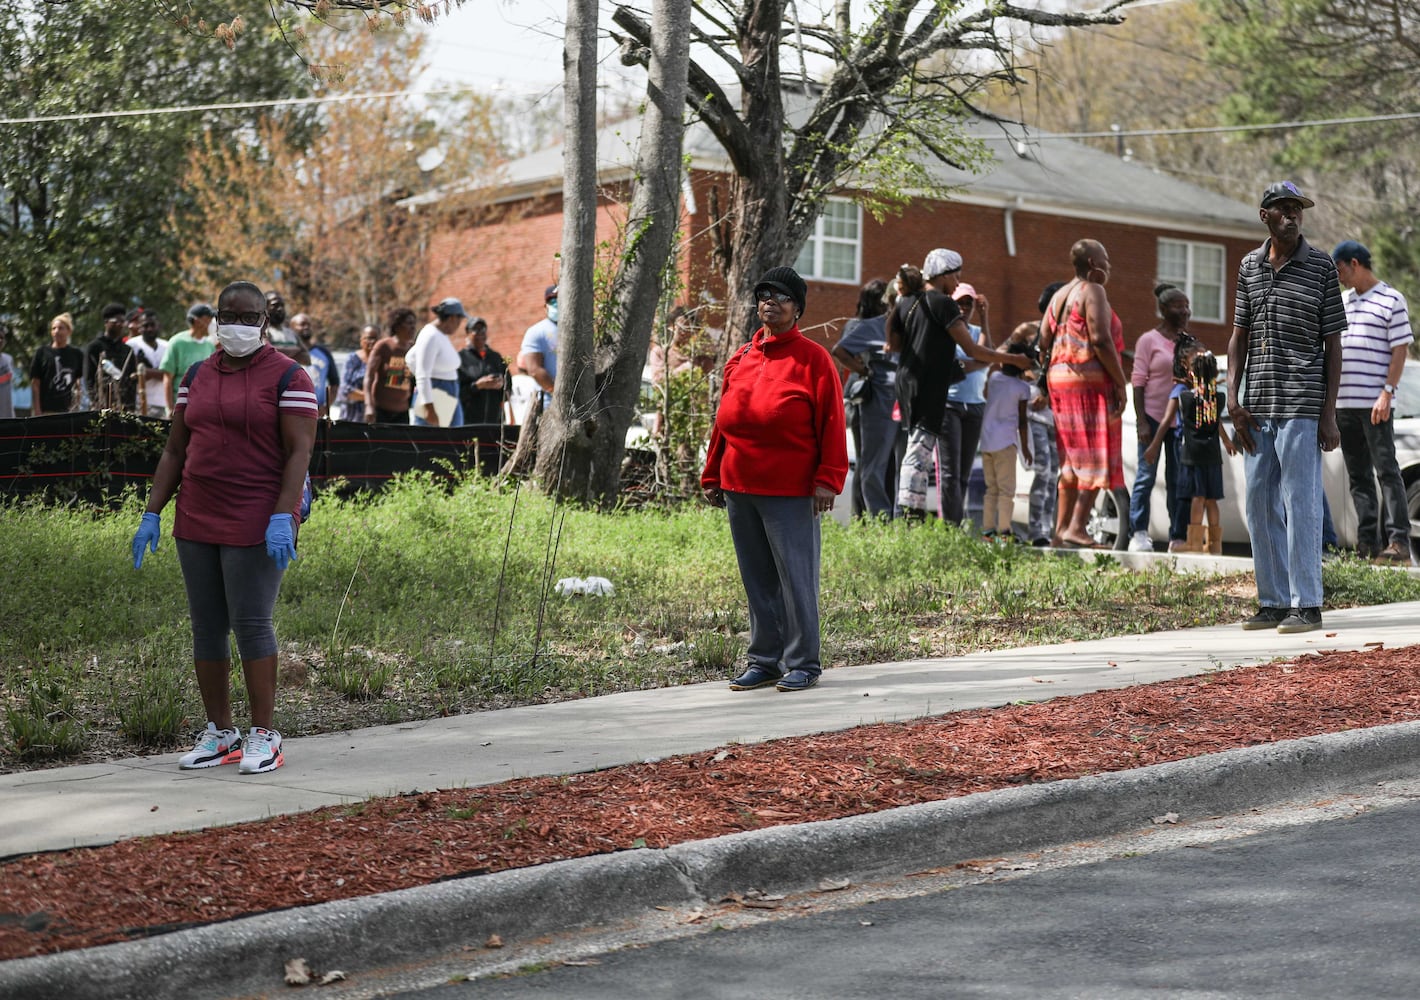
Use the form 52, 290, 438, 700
7, 596, 1420, 860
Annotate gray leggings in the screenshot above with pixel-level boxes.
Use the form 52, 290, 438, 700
175, 538, 285, 662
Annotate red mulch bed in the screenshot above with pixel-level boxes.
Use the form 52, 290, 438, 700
3, 645, 1419, 961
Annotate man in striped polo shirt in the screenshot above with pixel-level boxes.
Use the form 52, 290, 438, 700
1332, 240, 1413, 563
1227, 181, 1346, 635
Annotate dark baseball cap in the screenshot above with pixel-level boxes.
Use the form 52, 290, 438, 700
466, 315, 487, 331
432, 297, 467, 319
1260, 181, 1315, 210
544, 285, 558, 302
1332, 240, 1372, 268
187, 303, 215, 321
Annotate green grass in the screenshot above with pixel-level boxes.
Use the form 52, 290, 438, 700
4, 474, 1419, 768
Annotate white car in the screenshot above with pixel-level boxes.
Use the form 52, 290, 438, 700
1014, 359, 1420, 552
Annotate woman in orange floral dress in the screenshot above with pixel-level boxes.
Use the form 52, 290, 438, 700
1040, 239, 1128, 547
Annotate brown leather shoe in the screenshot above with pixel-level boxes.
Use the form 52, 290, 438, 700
1376, 542, 1411, 564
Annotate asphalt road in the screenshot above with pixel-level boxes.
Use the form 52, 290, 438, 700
403, 797, 1420, 1000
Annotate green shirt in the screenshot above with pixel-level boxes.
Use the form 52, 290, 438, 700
160, 330, 217, 379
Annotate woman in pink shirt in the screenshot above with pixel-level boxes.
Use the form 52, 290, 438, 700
1126, 283, 1192, 552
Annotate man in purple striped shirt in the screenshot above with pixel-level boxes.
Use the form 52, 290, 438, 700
1332, 240, 1413, 563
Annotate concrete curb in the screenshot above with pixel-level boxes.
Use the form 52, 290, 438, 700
6, 720, 1420, 1000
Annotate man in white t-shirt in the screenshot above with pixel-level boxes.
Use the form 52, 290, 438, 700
1332, 240, 1413, 563
126, 309, 169, 417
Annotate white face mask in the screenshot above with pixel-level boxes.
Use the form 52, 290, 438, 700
215, 323, 264, 357
546, 301, 559, 324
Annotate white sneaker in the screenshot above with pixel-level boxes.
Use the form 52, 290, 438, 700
1127, 531, 1154, 553
238, 727, 285, 774
179, 723, 243, 769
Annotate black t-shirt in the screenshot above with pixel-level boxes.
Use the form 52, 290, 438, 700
1179, 390, 1223, 467
894, 290, 964, 434
29, 345, 85, 414
457, 346, 507, 425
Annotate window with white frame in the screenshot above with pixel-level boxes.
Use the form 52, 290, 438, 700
794, 198, 861, 283
1157, 238, 1227, 323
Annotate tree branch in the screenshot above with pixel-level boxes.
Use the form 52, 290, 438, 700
612, 5, 758, 177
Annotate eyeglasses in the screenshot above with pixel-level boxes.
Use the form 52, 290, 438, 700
755, 289, 794, 304
216, 310, 265, 326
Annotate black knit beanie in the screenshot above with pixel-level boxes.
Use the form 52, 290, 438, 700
754, 266, 808, 316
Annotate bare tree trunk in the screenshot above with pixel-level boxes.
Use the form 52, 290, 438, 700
585, 0, 692, 504
533, 0, 601, 500
500, 397, 543, 478
722, 0, 791, 345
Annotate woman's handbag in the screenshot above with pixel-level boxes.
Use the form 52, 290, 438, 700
843, 372, 872, 406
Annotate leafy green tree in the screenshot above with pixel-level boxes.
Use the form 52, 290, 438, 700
981, 1, 1272, 195
175, 18, 504, 341
1202, 0, 1420, 302
0, 1, 310, 360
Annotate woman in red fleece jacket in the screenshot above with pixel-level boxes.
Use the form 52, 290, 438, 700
702, 266, 848, 693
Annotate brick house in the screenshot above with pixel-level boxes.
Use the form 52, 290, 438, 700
406, 118, 1261, 369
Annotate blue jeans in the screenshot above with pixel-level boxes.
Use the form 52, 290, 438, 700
1027, 419, 1058, 542
933, 402, 983, 524
725, 492, 822, 676
855, 385, 900, 519
1243, 418, 1323, 610
1128, 415, 1182, 539
412, 378, 465, 426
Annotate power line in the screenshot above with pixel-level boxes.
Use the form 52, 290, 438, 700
0, 87, 478, 126
999, 109, 1420, 142
4, 80, 1416, 138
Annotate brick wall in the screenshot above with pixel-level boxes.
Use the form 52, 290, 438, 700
422, 171, 1258, 371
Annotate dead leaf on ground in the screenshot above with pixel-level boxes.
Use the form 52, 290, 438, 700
318, 971, 346, 985
484, 934, 503, 949
739, 899, 782, 910
816, 878, 852, 892
284, 957, 313, 986
744, 889, 785, 901
1153, 812, 1180, 825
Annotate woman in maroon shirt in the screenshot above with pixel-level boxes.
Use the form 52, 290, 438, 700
702, 267, 847, 693
132, 281, 319, 776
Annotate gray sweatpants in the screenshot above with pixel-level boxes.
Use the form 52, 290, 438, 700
725, 492, 822, 676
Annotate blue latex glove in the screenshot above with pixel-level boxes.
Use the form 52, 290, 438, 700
266, 514, 297, 570
132, 512, 161, 569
